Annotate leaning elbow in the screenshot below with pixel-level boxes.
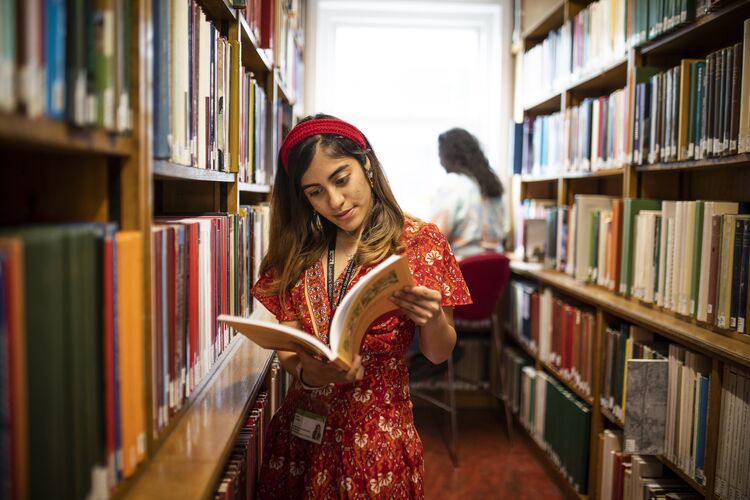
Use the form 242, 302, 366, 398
425, 351, 450, 364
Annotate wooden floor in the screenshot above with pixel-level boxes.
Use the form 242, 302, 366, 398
414, 408, 565, 500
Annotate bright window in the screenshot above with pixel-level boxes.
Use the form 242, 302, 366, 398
308, 0, 506, 219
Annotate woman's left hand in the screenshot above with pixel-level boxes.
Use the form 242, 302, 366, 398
391, 286, 444, 326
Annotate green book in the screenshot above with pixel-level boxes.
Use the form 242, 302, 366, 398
690, 201, 705, 317
9, 228, 69, 499
620, 199, 662, 297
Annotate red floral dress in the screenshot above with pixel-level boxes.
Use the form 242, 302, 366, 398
251, 218, 471, 499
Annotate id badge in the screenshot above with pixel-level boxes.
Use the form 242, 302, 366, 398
291, 409, 326, 444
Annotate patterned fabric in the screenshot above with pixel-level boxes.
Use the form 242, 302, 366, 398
430, 172, 506, 258
252, 218, 471, 499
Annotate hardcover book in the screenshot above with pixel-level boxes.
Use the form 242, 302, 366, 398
219, 255, 415, 370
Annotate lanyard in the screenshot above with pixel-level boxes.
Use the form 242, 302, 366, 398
327, 239, 356, 313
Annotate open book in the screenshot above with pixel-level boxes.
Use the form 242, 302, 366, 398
218, 254, 415, 370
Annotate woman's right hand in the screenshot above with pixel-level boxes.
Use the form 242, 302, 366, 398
295, 350, 364, 387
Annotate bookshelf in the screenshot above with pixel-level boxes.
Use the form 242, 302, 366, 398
509, 0, 750, 498
0, 1, 304, 499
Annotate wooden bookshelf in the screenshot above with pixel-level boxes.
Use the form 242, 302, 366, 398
238, 182, 271, 193
640, 0, 750, 56
524, 91, 563, 115
153, 160, 236, 183
521, 0, 566, 45
124, 339, 274, 500
200, 0, 237, 22
0, 113, 135, 157
655, 454, 708, 497
0, 0, 303, 498
635, 153, 750, 173
567, 56, 628, 96
509, 262, 750, 367
511, 1, 750, 496
540, 359, 594, 406
239, 13, 274, 76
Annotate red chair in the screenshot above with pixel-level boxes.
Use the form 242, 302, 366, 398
410, 252, 511, 466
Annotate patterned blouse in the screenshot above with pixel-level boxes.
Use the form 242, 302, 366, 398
430, 172, 506, 258
251, 218, 471, 499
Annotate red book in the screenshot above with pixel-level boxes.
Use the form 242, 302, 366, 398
166, 226, 177, 416
103, 233, 116, 480
259, 0, 275, 51
186, 223, 199, 392
153, 228, 164, 428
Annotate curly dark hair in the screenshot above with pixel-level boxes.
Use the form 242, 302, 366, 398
438, 128, 504, 198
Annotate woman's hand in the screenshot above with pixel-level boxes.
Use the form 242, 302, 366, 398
296, 350, 364, 387
390, 285, 444, 326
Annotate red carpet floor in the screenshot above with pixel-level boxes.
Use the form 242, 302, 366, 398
414, 408, 566, 499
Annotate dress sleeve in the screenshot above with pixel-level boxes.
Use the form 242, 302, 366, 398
410, 223, 472, 307
251, 270, 300, 322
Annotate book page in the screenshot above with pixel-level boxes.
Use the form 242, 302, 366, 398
217, 316, 333, 360
329, 254, 415, 368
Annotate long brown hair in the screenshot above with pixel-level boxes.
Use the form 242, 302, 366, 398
258, 114, 405, 304
438, 128, 504, 198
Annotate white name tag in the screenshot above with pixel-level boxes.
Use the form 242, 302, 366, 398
291, 409, 326, 444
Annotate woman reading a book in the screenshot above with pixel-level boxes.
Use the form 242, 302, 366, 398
252, 114, 470, 498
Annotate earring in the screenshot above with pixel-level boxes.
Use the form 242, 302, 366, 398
366, 169, 374, 187
312, 212, 323, 231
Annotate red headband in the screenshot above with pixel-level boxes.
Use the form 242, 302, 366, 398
279, 118, 367, 173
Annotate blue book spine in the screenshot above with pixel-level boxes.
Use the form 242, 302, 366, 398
153, 0, 172, 158
695, 374, 709, 484
46, 0, 67, 118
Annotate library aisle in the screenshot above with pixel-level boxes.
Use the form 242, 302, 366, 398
416, 409, 564, 499
3, 0, 750, 499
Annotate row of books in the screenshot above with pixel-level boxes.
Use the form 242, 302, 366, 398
526, 195, 750, 334
600, 434, 702, 500
633, 29, 750, 166
238, 72, 270, 184
522, 0, 628, 107
214, 360, 288, 500
516, 87, 630, 176
602, 328, 711, 487
214, 388, 270, 500
0, 226, 145, 500
600, 323, 666, 423
151, 207, 269, 435
0, 0, 133, 130
504, 349, 592, 495
509, 281, 596, 397
521, 0, 738, 109
714, 363, 750, 500
153, 1, 231, 171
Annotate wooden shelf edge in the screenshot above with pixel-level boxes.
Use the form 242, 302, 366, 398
0, 112, 135, 157
512, 414, 587, 500
123, 338, 274, 500
523, 91, 562, 115
540, 360, 594, 406
153, 160, 235, 183
654, 454, 707, 496
508, 262, 750, 368
199, 0, 237, 22
238, 182, 271, 194
600, 406, 624, 429
518, 167, 626, 183
239, 14, 273, 75
567, 56, 629, 94
521, 0, 566, 42
635, 153, 750, 173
